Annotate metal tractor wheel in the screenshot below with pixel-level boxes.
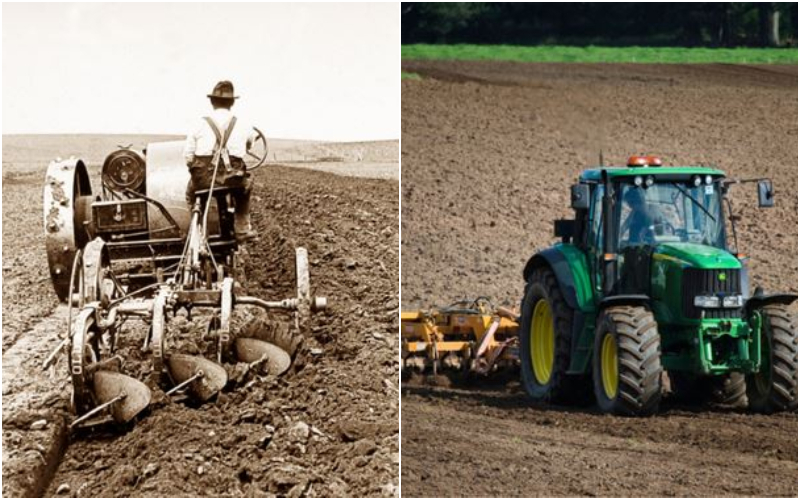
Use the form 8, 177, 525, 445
747, 304, 798, 413
592, 306, 662, 416
67, 239, 123, 415
519, 267, 591, 405
44, 158, 93, 301
69, 308, 101, 415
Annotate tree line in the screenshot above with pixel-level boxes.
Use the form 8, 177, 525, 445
402, 3, 798, 47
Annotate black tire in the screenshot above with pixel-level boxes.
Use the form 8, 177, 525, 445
519, 266, 591, 405
668, 372, 705, 405
670, 372, 747, 408
709, 373, 748, 408
593, 306, 662, 416
747, 305, 798, 413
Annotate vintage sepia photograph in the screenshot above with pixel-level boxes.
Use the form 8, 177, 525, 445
3, 2, 398, 497
401, 2, 797, 498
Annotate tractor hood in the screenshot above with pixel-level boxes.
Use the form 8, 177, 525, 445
653, 242, 740, 269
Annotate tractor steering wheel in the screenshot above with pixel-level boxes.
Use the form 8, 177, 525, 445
639, 220, 675, 242
244, 127, 269, 171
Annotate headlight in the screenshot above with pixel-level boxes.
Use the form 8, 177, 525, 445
705, 175, 713, 185
694, 296, 720, 308
722, 295, 744, 308
645, 176, 654, 187
692, 175, 702, 187
634, 175, 643, 187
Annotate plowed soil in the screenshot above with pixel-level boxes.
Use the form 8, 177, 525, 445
2, 136, 399, 497
401, 62, 797, 497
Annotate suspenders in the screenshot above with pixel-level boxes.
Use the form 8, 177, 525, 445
203, 116, 238, 171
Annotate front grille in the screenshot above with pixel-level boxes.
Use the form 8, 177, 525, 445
681, 268, 742, 319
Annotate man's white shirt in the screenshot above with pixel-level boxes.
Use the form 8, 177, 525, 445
183, 108, 256, 161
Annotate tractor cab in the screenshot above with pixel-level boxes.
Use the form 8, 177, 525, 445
560, 156, 771, 300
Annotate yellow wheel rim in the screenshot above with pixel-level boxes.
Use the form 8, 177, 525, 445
601, 333, 619, 399
531, 299, 555, 384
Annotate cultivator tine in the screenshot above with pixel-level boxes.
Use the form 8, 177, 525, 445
475, 318, 502, 359
167, 354, 227, 402
90, 371, 151, 424
234, 337, 292, 376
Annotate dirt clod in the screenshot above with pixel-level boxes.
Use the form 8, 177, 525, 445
29, 419, 48, 431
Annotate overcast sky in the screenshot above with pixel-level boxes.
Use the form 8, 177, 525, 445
2, 3, 399, 141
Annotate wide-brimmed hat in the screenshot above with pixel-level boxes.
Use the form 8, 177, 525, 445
207, 80, 239, 100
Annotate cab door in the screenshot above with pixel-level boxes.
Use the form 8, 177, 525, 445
586, 184, 605, 299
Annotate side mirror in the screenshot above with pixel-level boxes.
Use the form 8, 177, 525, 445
757, 180, 774, 208
571, 184, 590, 210
554, 219, 576, 243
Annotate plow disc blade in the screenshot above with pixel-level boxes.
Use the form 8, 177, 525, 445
167, 354, 227, 402
235, 337, 292, 376
93, 371, 151, 423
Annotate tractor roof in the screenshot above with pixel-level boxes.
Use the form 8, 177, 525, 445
579, 166, 726, 182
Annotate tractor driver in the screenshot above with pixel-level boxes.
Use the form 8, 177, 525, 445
620, 187, 661, 246
184, 80, 258, 243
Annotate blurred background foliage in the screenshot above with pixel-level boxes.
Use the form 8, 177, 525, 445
401, 3, 798, 47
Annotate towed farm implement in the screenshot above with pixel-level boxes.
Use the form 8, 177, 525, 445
401, 298, 519, 379
42, 131, 326, 427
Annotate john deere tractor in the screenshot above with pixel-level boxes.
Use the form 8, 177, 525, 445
520, 155, 797, 416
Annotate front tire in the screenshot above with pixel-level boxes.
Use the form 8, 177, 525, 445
747, 305, 798, 413
519, 267, 590, 404
593, 306, 662, 416
670, 372, 747, 408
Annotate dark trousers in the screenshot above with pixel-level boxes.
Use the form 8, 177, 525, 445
186, 156, 252, 234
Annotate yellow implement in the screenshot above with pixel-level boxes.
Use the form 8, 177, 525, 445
401, 298, 519, 377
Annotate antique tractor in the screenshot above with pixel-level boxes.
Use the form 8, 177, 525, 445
520, 155, 797, 415
43, 131, 326, 427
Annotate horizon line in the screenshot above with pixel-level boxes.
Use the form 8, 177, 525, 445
1, 132, 399, 144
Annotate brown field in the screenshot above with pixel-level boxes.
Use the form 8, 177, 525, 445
401, 62, 797, 497
2, 135, 398, 497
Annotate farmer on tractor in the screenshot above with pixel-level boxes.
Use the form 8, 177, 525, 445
184, 80, 258, 243
620, 187, 655, 245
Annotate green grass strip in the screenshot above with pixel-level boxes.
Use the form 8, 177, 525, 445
402, 71, 422, 80
402, 44, 797, 64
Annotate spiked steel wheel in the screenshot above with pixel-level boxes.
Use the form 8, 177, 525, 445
44, 158, 93, 301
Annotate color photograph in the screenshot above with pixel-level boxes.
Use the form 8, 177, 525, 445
401, 2, 797, 497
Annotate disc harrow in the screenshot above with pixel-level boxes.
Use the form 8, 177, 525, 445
401, 298, 519, 381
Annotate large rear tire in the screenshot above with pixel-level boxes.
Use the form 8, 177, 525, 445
747, 305, 797, 413
593, 306, 662, 416
519, 267, 591, 405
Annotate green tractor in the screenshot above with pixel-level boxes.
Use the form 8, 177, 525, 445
520, 155, 797, 416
